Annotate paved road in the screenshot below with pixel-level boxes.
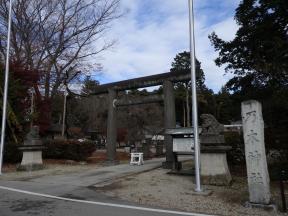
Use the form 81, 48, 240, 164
0, 186, 211, 216
25, 157, 166, 187
0, 158, 166, 212
0, 156, 210, 216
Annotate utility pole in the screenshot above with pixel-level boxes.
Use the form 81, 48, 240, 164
188, 0, 202, 192
0, 0, 14, 175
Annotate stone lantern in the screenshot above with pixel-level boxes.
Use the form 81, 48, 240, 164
18, 126, 44, 171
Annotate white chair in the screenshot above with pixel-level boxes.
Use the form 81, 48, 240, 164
130, 153, 144, 165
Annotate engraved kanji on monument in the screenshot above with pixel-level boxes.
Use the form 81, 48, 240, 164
241, 100, 271, 204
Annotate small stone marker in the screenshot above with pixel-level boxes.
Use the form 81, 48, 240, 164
241, 100, 271, 205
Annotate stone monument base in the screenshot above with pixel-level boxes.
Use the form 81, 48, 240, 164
244, 201, 277, 212
17, 163, 44, 171
190, 189, 213, 196
200, 147, 232, 186
17, 151, 44, 171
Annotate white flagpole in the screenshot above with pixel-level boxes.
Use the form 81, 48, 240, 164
188, 0, 202, 192
0, 0, 14, 175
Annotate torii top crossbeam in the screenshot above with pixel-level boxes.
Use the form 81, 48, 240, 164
92, 71, 191, 95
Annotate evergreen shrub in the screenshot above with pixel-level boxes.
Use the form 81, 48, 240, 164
43, 139, 96, 161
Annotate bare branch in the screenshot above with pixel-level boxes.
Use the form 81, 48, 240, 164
0, 0, 121, 98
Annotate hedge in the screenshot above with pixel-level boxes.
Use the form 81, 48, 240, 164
43, 139, 96, 161
3, 141, 22, 163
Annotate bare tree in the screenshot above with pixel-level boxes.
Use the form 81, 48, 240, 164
0, 0, 121, 98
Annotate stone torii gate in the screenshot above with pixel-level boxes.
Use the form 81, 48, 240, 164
92, 71, 190, 168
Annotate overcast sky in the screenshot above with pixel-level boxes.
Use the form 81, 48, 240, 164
95, 0, 241, 92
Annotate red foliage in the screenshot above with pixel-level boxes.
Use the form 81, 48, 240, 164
11, 64, 40, 85
10, 64, 41, 118
8, 63, 52, 134
35, 98, 52, 134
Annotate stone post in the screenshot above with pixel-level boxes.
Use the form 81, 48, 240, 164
162, 80, 176, 169
241, 100, 271, 205
106, 88, 118, 164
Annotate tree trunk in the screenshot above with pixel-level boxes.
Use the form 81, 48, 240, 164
44, 72, 50, 99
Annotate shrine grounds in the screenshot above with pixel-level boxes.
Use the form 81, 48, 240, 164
0, 159, 287, 216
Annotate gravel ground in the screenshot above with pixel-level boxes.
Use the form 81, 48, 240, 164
96, 167, 288, 216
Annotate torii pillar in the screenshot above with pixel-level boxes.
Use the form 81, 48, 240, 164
162, 80, 177, 169
106, 88, 118, 164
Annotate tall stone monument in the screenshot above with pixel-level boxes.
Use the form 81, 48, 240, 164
241, 100, 271, 205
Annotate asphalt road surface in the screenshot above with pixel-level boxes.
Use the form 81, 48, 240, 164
0, 186, 212, 216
